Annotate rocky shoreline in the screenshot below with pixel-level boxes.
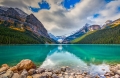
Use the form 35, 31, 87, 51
0, 59, 120, 78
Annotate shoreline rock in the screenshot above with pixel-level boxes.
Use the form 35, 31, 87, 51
0, 59, 120, 78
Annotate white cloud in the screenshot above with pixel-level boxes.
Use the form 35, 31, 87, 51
89, 0, 120, 25
0, 0, 120, 36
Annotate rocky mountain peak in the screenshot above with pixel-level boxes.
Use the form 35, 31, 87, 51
0, 6, 50, 38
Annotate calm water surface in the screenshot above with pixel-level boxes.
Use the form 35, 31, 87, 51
0, 44, 120, 75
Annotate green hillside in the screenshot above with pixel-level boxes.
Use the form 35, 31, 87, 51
0, 26, 53, 44
71, 24, 120, 44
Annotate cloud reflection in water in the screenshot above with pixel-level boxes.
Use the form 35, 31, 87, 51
40, 45, 110, 76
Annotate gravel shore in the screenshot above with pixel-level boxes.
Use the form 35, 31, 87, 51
0, 59, 120, 78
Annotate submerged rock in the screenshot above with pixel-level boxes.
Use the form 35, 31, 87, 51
61, 67, 66, 72
17, 59, 36, 71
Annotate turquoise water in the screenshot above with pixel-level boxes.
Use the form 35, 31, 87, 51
0, 44, 120, 67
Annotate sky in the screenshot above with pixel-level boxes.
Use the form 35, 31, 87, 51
0, 0, 120, 36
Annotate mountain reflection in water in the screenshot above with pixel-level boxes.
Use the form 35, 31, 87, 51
40, 45, 110, 76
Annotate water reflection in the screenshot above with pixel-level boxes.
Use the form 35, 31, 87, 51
40, 45, 110, 76
41, 45, 88, 70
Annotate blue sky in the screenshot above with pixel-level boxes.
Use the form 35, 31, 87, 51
0, 0, 120, 36
30, 0, 117, 19
30, 0, 114, 12
30, 0, 81, 12
29, 0, 50, 12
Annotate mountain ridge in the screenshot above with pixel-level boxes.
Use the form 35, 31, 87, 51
71, 18, 120, 44
0, 6, 54, 44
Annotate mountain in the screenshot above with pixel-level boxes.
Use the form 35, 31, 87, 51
48, 33, 58, 41
48, 33, 60, 43
71, 19, 120, 44
62, 24, 101, 43
102, 18, 120, 29
0, 6, 54, 44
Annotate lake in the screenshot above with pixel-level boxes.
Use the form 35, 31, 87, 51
0, 44, 120, 73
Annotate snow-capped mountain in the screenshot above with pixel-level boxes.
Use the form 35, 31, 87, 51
48, 33, 58, 41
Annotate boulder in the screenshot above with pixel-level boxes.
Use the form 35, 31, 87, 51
16, 59, 36, 71
2, 64, 9, 68
20, 69, 28, 78
109, 71, 114, 76
0, 64, 9, 73
0, 71, 6, 75
32, 74, 41, 78
3, 70, 13, 78
0, 74, 8, 78
114, 74, 120, 78
12, 73, 20, 78
110, 66, 117, 73
10, 66, 18, 73
52, 74, 59, 78
28, 69, 36, 75
116, 70, 120, 75
116, 64, 120, 70
58, 74, 63, 77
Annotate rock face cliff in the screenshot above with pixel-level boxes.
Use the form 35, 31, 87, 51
88, 25, 101, 31
0, 6, 49, 38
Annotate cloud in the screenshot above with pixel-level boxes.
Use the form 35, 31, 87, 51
29, 0, 50, 12
32, 0, 106, 36
0, 0, 120, 36
89, 0, 120, 25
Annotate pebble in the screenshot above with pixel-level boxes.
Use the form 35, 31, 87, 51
61, 67, 66, 72
37, 68, 45, 74
1, 60, 120, 78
